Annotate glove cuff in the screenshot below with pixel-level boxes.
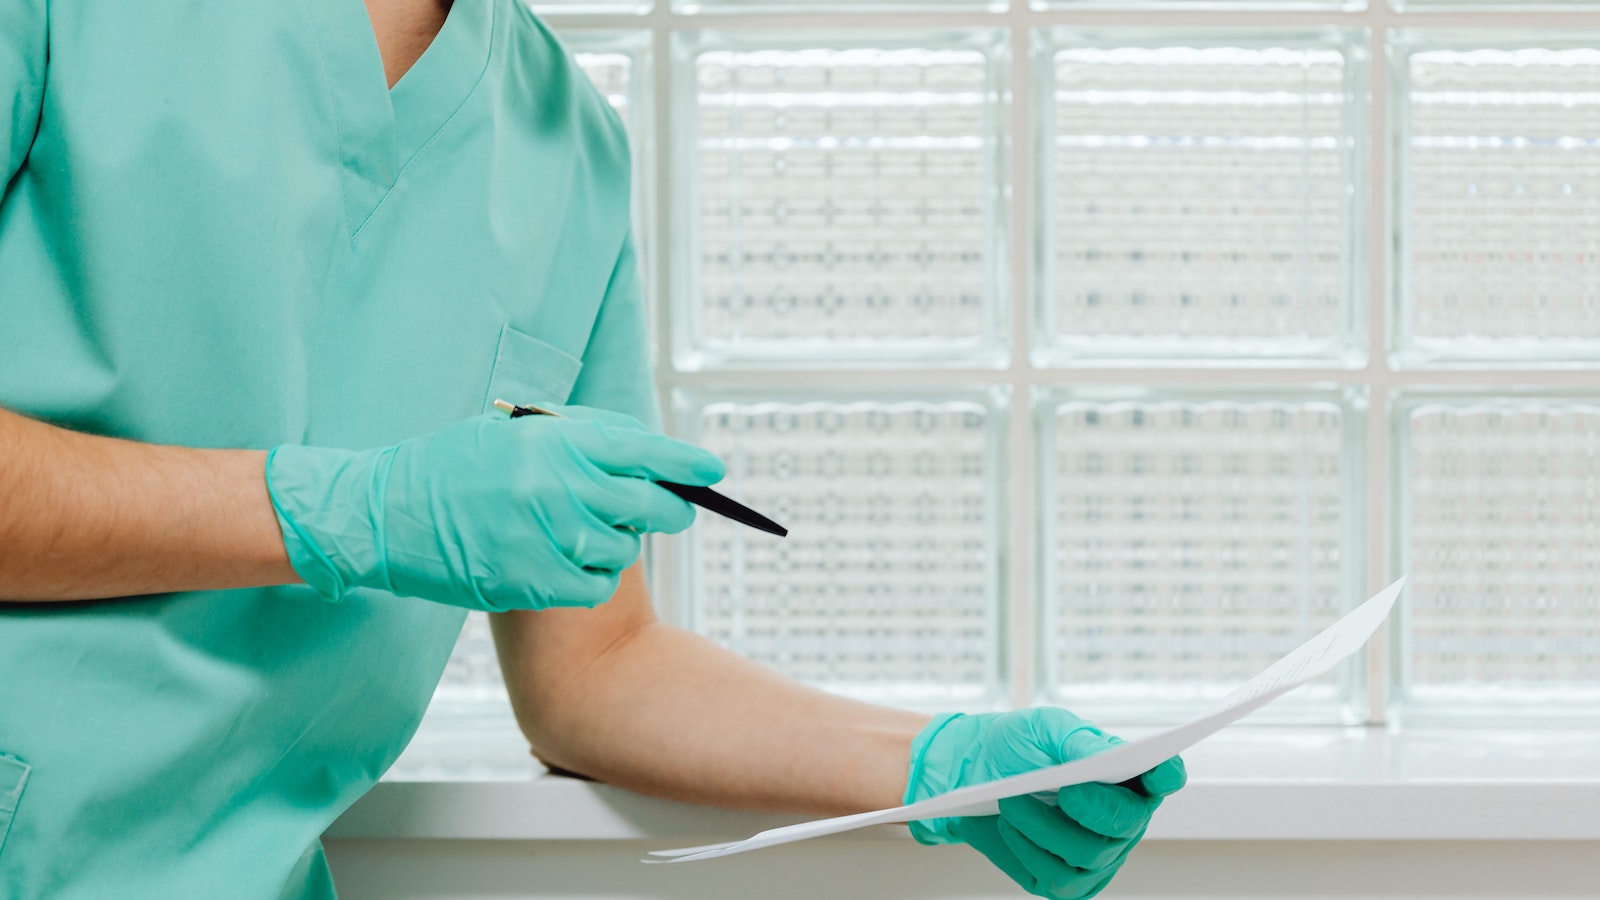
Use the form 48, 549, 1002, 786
904, 712, 974, 846
265, 443, 391, 603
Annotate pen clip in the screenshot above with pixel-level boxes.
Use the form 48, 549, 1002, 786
494, 399, 561, 419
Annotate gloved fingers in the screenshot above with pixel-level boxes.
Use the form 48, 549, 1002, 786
576, 471, 698, 535
995, 817, 1102, 900
640, 488, 698, 534
950, 817, 1040, 897
1081, 822, 1148, 897
566, 518, 642, 573
536, 559, 623, 608
1055, 782, 1157, 840
476, 549, 621, 610
1136, 755, 1188, 799
542, 404, 650, 431
1078, 865, 1121, 900
565, 422, 727, 487
1030, 706, 1102, 746
998, 794, 1129, 872
1048, 722, 1117, 765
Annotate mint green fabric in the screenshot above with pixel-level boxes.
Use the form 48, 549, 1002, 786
0, 754, 28, 861
905, 710, 1187, 900
266, 405, 723, 612
0, 1, 653, 896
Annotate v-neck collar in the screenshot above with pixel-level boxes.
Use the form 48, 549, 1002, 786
303, 0, 495, 238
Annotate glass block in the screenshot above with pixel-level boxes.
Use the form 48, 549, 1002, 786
568, 31, 653, 258
388, 717, 543, 782
532, 0, 651, 14
1396, 394, 1600, 722
677, 390, 1007, 708
571, 29, 664, 362
681, 0, 1002, 11
1036, 30, 1365, 365
570, 34, 647, 129
1395, 33, 1600, 364
1039, 388, 1366, 724
1040, 0, 1361, 7
427, 612, 510, 718
674, 32, 1010, 369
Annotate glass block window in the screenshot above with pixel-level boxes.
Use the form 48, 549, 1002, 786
416, 5, 1600, 737
1396, 37, 1600, 363
677, 392, 1006, 707
675, 32, 1009, 368
1038, 31, 1364, 363
1397, 394, 1600, 719
1040, 389, 1364, 722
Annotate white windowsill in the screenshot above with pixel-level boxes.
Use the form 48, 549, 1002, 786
326, 719, 1600, 843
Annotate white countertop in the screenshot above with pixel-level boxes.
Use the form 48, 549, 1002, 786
326, 718, 1600, 843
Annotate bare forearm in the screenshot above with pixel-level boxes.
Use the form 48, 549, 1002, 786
499, 611, 932, 816
0, 406, 296, 601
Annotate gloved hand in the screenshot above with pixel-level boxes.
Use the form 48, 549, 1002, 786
264, 405, 725, 612
905, 709, 1186, 900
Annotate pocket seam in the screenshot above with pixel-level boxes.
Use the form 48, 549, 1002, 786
0, 753, 30, 860
482, 325, 584, 412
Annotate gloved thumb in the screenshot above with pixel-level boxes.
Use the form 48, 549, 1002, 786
1042, 714, 1115, 765
1136, 755, 1188, 798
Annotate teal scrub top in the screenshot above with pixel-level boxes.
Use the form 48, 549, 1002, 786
0, 1, 656, 897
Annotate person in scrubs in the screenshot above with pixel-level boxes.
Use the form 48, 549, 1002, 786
0, 1, 1185, 897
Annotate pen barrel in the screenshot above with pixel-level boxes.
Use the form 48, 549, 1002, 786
656, 481, 699, 504
655, 481, 789, 538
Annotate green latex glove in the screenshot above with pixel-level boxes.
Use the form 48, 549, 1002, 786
906, 709, 1187, 900
265, 405, 725, 612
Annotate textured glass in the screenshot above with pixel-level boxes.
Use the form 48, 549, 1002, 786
678, 34, 1008, 367
573, 47, 639, 125
683, 0, 1001, 10
532, 0, 651, 14
1040, 1, 1361, 8
387, 719, 545, 781
1040, 390, 1362, 723
679, 393, 1005, 707
429, 613, 510, 717
1039, 33, 1362, 363
1398, 38, 1600, 362
1394, 0, 1600, 9
426, 43, 645, 720
1398, 396, 1600, 720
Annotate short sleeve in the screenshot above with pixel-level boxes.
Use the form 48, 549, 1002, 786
0, 0, 46, 186
565, 231, 662, 432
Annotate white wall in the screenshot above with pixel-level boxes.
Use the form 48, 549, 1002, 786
324, 839, 1600, 900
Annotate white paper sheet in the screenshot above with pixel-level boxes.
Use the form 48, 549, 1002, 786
648, 577, 1405, 864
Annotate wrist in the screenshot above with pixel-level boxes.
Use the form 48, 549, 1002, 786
264, 443, 393, 602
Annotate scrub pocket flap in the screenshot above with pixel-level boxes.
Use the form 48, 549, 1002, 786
484, 325, 584, 412
0, 753, 29, 858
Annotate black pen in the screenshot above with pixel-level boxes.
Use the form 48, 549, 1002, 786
493, 400, 788, 538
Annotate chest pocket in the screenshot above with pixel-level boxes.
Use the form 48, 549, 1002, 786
481, 325, 584, 413
0, 753, 29, 860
